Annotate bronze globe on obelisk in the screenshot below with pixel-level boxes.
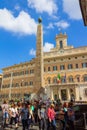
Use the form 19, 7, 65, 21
38, 17, 42, 23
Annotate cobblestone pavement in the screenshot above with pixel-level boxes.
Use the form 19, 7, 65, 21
0, 124, 39, 130
0, 110, 39, 130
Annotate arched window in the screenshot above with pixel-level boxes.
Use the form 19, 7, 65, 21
47, 77, 51, 84
44, 67, 46, 72
68, 76, 74, 82
83, 75, 87, 82
75, 75, 80, 82
77, 77, 80, 82
48, 67, 50, 71
61, 76, 66, 83
53, 77, 57, 84
60, 40, 63, 49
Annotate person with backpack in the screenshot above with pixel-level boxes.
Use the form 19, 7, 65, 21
20, 103, 29, 130
38, 103, 47, 130
67, 102, 75, 130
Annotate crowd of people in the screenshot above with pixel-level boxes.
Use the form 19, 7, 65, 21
0, 98, 75, 130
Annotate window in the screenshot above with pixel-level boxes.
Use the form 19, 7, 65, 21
7, 84, 10, 88
25, 70, 29, 74
53, 78, 57, 84
68, 64, 73, 69
77, 77, 80, 82
3, 74, 11, 78
69, 76, 73, 82
82, 63, 87, 68
20, 71, 24, 75
53, 66, 57, 71
48, 79, 51, 84
60, 65, 65, 70
60, 40, 63, 49
15, 83, 19, 87
30, 81, 33, 85
76, 64, 78, 68
82, 56, 85, 58
48, 67, 50, 71
30, 69, 34, 74
24, 82, 28, 86
61, 76, 66, 83
84, 75, 87, 82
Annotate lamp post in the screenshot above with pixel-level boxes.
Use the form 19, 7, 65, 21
9, 72, 13, 100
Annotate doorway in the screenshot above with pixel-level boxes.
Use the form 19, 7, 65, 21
61, 89, 67, 100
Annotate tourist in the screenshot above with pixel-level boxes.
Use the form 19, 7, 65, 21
47, 103, 56, 130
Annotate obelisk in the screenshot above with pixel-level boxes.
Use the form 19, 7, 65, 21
35, 18, 44, 93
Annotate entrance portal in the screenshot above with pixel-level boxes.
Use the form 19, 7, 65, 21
61, 89, 67, 100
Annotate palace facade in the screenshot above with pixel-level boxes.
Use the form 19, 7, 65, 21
0, 19, 87, 102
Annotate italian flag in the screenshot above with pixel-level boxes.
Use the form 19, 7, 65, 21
57, 73, 61, 83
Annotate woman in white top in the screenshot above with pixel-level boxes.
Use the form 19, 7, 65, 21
9, 103, 18, 129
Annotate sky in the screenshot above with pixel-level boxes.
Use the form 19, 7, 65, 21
0, 0, 87, 73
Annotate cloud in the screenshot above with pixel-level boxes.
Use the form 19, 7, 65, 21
44, 42, 54, 52
29, 48, 36, 56
29, 43, 54, 55
29, 42, 54, 56
55, 20, 70, 29
27, 0, 58, 16
47, 20, 69, 30
14, 5, 20, 11
0, 8, 37, 35
63, 0, 82, 20
47, 23, 54, 29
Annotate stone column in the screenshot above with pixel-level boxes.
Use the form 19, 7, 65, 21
59, 89, 61, 100
67, 88, 70, 101
35, 18, 44, 93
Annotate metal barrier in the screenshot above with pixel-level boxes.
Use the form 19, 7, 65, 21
74, 113, 87, 130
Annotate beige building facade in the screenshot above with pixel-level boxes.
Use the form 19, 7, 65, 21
0, 20, 87, 102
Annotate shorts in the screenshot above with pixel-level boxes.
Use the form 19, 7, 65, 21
3, 112, 9, 119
